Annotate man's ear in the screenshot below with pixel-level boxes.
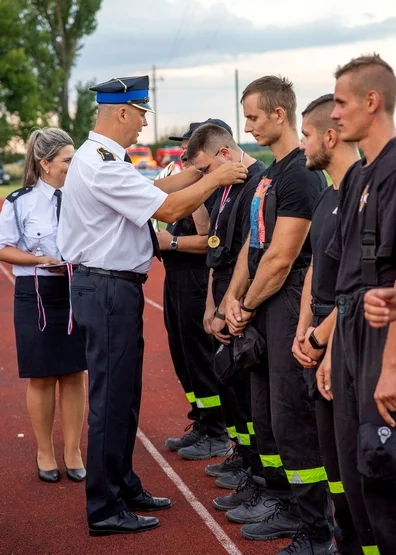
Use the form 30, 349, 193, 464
326, 128, 338, 149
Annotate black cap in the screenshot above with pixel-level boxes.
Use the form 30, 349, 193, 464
169, 118, 233, 141
89, 76, 154, 112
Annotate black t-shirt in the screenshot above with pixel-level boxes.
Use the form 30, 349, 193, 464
327, 138, 396, 295
310, 186, 339, 304
207, 160, 266, 273
161, 192, 219, 268
248, 148, 327, 278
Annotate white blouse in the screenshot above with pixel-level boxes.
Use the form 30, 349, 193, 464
0, 179, 63, 276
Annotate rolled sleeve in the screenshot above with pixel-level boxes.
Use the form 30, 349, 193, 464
88, 161, 168, 228
0, 200, 20, 250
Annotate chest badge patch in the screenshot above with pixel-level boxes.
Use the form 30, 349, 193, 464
359, 185, 369, 212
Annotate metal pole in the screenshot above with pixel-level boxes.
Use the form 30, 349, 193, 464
152, 64, 158, 143
235, 68, 240, 145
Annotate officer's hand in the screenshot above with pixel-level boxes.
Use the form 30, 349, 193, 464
37, 256, 66, 274
374, 364, 396, 427
364, 287, 396, 328
203, 304, 215, 334
292, 327, 316, 368
156, 229, 173, 250
301, 327, 324, 362
211, 317, 231, 345
316, 351, 333, 401
213, 162, 248, 187
225, 296, 246, 335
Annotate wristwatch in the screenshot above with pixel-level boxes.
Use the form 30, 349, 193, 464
170, 236, 178, 250
308, 329, 327, 350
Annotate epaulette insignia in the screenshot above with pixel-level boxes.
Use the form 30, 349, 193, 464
97, 147, 116, 161
6, 187, 33, 203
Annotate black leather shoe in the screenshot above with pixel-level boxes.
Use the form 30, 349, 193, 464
127, 490, 172, 512
63, 456, 86, 482
66, 467, 86, 482
88, 509, 159, 536
37, 467, 60, 483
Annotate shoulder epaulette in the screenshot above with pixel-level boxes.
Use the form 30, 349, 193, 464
97, 147, 116, 161
6, 187, 33, 203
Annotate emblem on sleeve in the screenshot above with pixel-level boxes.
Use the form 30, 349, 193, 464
97, 147, 116, 161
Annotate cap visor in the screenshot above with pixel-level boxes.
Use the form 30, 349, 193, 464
168, 136, 183, 141
131, 102, 155, 114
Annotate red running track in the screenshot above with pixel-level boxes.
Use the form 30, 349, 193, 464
0, 258, 288, 555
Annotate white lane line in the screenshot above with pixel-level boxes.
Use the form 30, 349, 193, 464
0, 262, 164, 311
0, 262, 240, 554
145, 297, 164, 311
0, 262, 15, 285
137, 429, 243, 555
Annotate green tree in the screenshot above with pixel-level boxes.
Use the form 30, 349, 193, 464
72, 81, 97, 147
26, 0, 102, 132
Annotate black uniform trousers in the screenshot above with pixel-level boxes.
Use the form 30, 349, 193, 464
251, 274, 332, 541
163, 262, 225, 437
212, 271, 258, 465
305, 314, 360, 555
71, 269, 144, 524
333, 288, 396, 555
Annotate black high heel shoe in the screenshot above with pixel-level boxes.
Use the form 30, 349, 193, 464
63, 457, 86, 482
36, 458, 60, 483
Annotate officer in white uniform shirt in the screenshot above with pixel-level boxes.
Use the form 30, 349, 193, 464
57, 75, 247, 536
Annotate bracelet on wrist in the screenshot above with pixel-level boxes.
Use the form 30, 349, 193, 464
240, 298, 256, 313
214, 308, 225, 321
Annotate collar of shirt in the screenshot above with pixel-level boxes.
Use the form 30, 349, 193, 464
36, 178, 60, 201
88, 131, 126, 161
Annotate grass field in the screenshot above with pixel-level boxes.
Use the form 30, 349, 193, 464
0, 183, 20, 199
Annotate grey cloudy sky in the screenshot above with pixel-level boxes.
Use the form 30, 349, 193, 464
72, 0, 396, 143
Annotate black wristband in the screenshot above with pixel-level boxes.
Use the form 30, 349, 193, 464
214, 308, 225, 321
240, 300, 255, 313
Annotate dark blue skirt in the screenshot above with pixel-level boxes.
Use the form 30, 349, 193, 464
14, 276, 87, 378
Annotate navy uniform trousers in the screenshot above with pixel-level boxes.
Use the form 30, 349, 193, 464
251, 272, 332, 541
333, 289, 396, 555
163, 262, 225, 437
71, 267, 144, 524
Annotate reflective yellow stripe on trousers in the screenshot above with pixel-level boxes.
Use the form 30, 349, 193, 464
196, 395, 221, 408
328, 481, 344, 494
238, 433, 251, 446
185, 392, 196, 403
260, 454, 283, 468
285, 467, 327, 484
362, 546, 380, 555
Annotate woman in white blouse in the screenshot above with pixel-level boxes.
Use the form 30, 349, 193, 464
0, 128, 87, 483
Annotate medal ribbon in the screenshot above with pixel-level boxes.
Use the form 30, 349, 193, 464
34, 262, 74, 334
213, 151, 245, 236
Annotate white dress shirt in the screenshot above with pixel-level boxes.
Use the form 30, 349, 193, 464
57, 131, 168, 273
0, 179, 63, 277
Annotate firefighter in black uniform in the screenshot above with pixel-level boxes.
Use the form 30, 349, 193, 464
162, 120, 233, 459
323, 54, 396, 555
185, 123, 267, 508
292, 93, 361, 554
225, 76, 333, 554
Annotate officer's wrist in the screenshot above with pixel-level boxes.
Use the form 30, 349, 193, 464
312, 326, 328, 347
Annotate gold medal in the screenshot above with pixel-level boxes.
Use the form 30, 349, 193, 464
208, 235, 220, 248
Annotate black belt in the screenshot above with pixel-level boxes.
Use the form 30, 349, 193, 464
311, 303, 334, 316
77, 264, 148, 284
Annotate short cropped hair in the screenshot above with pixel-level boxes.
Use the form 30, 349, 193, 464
302, 93, 338, 133
186, 123, 237, 161
241, 75, 297, 126
335, 54, 396, 115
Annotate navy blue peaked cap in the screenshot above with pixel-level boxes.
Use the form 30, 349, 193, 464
89, 76, 154, 112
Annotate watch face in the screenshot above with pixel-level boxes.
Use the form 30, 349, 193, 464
170, 240, 177, 249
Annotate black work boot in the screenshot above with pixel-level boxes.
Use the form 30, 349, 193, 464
205, 445, 243, 477
165, 422, 203, 451
215, 467, 247, 489
276, 531, 336, 554
178, 434, 232, 460
213, 470, 256, 511
240, 501, 301, 539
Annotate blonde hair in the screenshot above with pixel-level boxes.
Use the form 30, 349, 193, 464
23, 127, 74, 187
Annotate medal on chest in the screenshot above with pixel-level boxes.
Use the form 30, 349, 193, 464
208, 234, 221, 248
208, 185, 232, 248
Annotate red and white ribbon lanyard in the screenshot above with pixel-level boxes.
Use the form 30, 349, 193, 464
213, 151, 245, 234
34, 262, 74, 334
